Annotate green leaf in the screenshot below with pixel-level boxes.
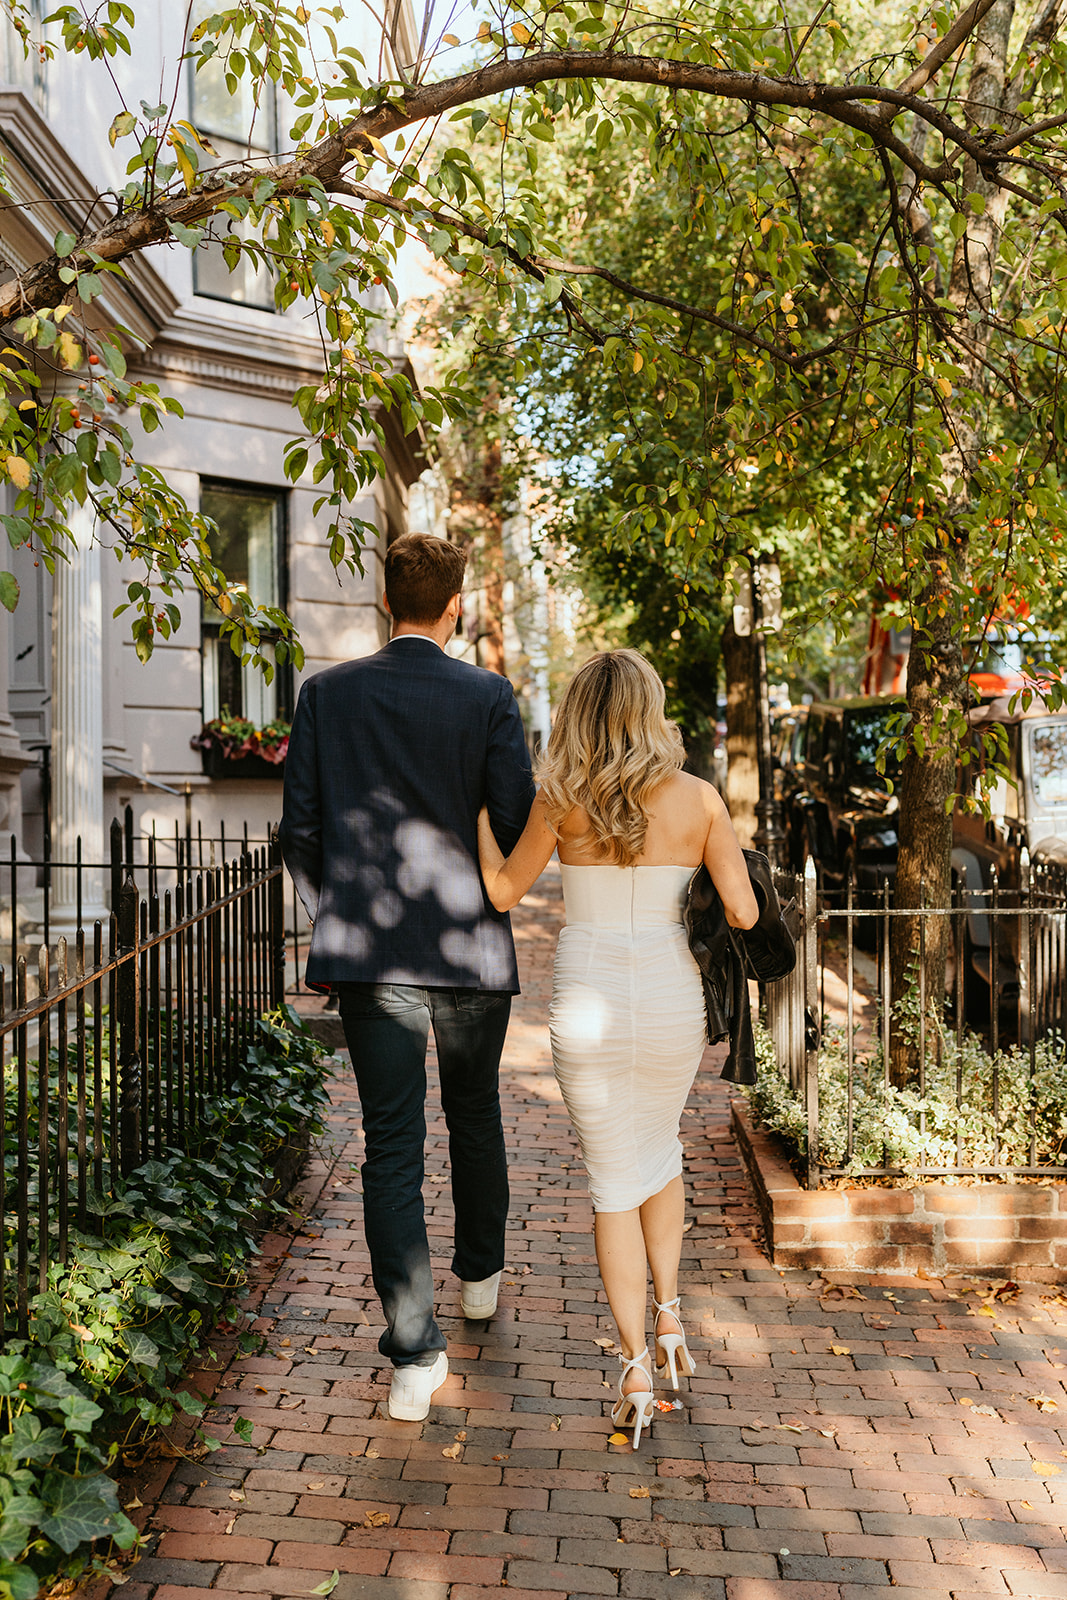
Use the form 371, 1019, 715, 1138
37, 1470, 133, 1555
108, 109, 137, 146
54, 230, 77, 258
0, 571, 18, 613
965, 191, 986, 215
309, 1572, 340, 1597
0, 1559, 41, 1599
169, 220, 204, 249
122, 1327, 160, 1369
233, 1415, 254, 1444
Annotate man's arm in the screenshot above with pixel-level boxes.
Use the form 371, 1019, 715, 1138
484, 679, 535, 855
279, 679, 323, 921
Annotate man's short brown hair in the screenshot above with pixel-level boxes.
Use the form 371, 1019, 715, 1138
384, 534, 467, 624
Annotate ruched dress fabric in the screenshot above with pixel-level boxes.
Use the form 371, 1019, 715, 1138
550, 864, 707, 1213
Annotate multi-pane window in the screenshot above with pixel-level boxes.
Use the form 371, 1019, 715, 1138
187, 17, 277, 310
200, 483, 287, 724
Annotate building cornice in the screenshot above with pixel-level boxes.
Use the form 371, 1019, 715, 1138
0, 89, 179, 341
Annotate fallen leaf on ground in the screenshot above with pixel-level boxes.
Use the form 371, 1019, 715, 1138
365, 1447, 380, 1459
608, 1432, 630, 1445
441, 1443, 463, 1460
122, 1495, 142, 1510
1032, 1461, 1061, 1475
364, 1511, 390, 1527
594, 1338, 615, 1349
629, 1485, 650, 1498
308, 1573, 339, 1597
830, 1345, 851, 1356
1029, 1394, 1059, 1412
971, 1405, 999, 1417
455, 1430, 467, 1441
777, 1423, 807, 1433
958, 1397, 974, 1406
306, 1482, 326, 1490
549, 1417, 562, 1431
279, 1338, 291, 1347
229, 1490, 246, 1501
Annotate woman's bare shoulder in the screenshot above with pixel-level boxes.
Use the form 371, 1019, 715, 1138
655, 770, 725, 818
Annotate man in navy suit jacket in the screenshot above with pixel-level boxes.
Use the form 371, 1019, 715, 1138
281, 534, 533, 1421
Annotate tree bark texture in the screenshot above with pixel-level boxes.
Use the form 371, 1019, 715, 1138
722, 621, 759, 849
448, 434, 506, 676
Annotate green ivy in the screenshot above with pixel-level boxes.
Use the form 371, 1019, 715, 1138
0, 1006, 331, 1596
746, 1020, 1067, 1177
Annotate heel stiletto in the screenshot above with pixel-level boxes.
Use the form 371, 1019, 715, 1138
610, 1348, 655, 1449
653, 1295, 696, 1389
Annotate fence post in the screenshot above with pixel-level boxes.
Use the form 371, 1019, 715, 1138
269, 825, 286, 1008
803, 856, 820, 1190
116, 865, 141, 1177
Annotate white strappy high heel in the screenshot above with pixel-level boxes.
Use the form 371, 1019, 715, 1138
653, 1295, 696, 1389
610, 1348, 655, 1449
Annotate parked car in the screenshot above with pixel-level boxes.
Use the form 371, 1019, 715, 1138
952, 697, 1067, 1012
788, 695, 904, 896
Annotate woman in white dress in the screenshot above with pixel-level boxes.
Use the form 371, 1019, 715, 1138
478, 649, 757, 1447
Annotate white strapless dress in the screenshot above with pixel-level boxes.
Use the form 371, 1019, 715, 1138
550, 864, 707, 1213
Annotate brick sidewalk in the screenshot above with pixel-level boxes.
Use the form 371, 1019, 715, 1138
110, 864, 1067, 1600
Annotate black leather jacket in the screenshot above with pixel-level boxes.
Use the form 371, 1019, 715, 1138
683, 849, 798, 1085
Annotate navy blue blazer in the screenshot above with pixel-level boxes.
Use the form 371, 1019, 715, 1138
280, 637, 535, 992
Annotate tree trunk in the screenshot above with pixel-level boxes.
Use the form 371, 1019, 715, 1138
888, 0, 1016, 1085
449, 433, 507, 676
722, 620, 759, 849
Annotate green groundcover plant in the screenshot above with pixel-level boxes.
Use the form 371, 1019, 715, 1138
0, 1005, 331, 1597
745, 1021, 1067, 1178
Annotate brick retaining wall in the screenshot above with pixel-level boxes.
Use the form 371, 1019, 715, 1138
731, 1098, 1067, 1279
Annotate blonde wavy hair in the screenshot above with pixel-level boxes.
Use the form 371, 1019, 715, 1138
538, 649, 686, 865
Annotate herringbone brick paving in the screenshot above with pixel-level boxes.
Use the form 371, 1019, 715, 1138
104, 864, 1067, 1599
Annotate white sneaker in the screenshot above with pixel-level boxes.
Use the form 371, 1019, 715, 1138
460, 1270, 502, 1319
387, 1351, 448, 1421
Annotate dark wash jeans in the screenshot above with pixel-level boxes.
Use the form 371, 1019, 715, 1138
337, 983, 512, 1368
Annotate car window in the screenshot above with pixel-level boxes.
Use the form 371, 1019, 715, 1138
844, 710, 900, 779
1027, 721, 1067, 807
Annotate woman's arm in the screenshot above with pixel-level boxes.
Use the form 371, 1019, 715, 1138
703, 788, 759, 929
478, 792, 558, 911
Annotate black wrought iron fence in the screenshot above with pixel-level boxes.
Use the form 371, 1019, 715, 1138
1, 813, 285, 1338
762, 858, 1067, 1187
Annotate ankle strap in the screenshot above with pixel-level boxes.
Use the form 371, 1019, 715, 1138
618, 1347, 651, 1373
653, 1295, 681, 1314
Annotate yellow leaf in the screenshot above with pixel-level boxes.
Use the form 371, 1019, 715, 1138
830, 1345, 851, 1356
442, 32, 459, 44
364, 1510, 391, 1527
511, 22, 532, 42
5, 455, 31, 489
629, 1485, 650, 1498
959, 1396, 974, 1406
937, 376, 953, 398
321, 218, 335, 246
442, 1442, 463, 1460
608, 1432, 629, 1445
1033, 1461, 1061, 1475
477, 20, 491, 39
57, 331, 81, 370
633, 350, 643, 373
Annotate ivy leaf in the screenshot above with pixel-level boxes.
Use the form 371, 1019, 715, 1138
121, 1328, 160, 1369
53, 230, 77, 257
233, 1415, 254, 1443
37, 1470, 135, 1555
0, 1559, 40, 1599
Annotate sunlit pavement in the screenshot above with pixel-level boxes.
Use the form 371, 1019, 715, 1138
96, 861, 1067, 1600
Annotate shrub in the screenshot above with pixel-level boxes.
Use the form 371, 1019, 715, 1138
0, 1005, 331, 1597
745, 1020, 1067, 1176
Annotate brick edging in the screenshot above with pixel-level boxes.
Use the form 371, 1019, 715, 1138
730, 1097, 1067, 1278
